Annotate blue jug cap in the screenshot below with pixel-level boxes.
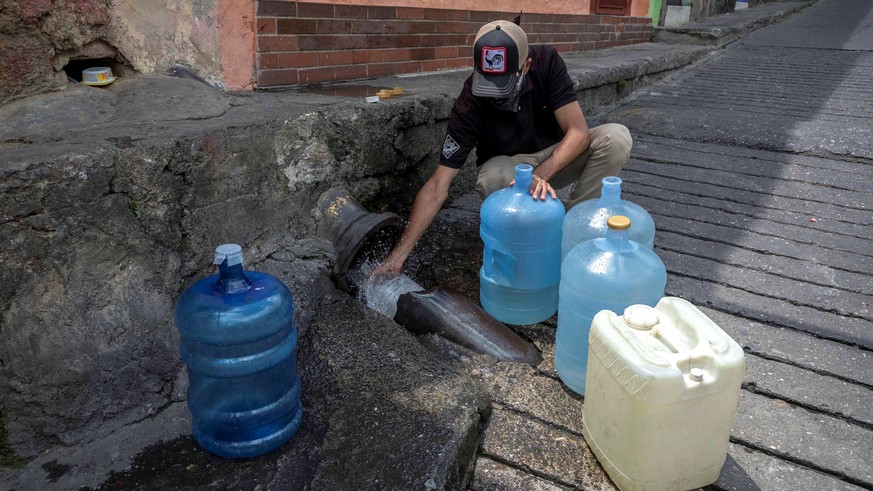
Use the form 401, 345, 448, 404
214, 244, 243, 266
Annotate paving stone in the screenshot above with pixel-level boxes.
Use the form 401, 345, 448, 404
479, 409, 617, 490
699, 306, 873, 388
744, 355, 873, 427
610, 39, 873, 160
666, 274, 873, 350
633, 134, 873, 192
472, 360, 585, 435
624, 157, 872, 229
732, 391, 873, 487
652, 230, 871, 295
515, 323, 559, 380
624, 165, 873, 253
625, 194, 872, 283
632, 156, 871, 212
471, 457, 573, 491
714, 443, 865, 491
636, 194, 873, 280
623, 173, 870, 248
661, 249, 872, 321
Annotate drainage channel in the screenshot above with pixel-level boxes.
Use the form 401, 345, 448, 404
315, 187, 541, 366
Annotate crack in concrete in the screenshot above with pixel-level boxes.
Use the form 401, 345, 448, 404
656, 243, 870, 295
667, 268, 873, 323
476, 450, 579, 489
669, 287, 873, 353
745, 349, 873, 391
728, 437, 872, 489
742, 381, 873, 432
628, 127, 873, 169
494, 404, 584, 440
629, 161, 873, 215
632, 152, 868, 192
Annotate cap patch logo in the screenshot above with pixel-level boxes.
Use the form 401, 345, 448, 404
481, 47, 506, 74
442, 134, 460, 158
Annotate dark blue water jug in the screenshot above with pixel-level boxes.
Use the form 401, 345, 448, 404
175, 244, 302, 458
480, 164, 566, 325
555, 216, 666, 395
561, 176, 655, 259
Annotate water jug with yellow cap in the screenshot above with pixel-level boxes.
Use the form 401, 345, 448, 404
555, 215, 666, 395
562, 176, 655, 259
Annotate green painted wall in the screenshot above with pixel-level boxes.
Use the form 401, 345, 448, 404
649, 0, 664, 25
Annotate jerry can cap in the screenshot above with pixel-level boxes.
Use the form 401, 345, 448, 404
607, 215, 631, 230
214, 244, 243, 266
623, 304, 659, 330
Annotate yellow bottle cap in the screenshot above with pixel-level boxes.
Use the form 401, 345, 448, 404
607, 215, 631, 230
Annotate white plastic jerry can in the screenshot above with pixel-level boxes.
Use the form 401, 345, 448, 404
582, 297, 745, 491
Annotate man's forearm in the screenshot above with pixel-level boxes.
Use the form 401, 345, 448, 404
535, 102, 592, 182
394, 184, 446, 259
373, 165, 458, 276
535, 128, 590, 181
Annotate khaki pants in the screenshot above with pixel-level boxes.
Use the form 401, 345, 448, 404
475, 123, 632, 209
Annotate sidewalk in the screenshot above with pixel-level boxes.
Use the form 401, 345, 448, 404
654, 0, 813, 46
0, 2, 832, 490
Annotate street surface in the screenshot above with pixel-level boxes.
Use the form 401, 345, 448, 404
443, 0, 873, 488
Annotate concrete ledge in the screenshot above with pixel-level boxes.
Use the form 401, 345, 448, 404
0, 42, 712, 490
560, 43, 714, 112
654, 1, 814, 46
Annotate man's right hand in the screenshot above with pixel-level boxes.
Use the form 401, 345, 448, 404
369, 164, 460, 280
371, 253, 404, 277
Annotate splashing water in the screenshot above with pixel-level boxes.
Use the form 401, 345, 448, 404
362, 272, 423, 319
344, 237, 424, 319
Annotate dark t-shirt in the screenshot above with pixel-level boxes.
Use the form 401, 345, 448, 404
439, 45, 578, 169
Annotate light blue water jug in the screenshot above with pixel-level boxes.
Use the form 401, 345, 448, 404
555, 216, 666, 395
175, 244, 302, 458
480, 164, 566, 325
561, 176, 655, 259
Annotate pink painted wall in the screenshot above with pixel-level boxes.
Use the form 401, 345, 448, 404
218, 0, 257, 89
306, 0, 594, 15
110, 0, 256, 90
303, 0, 653, 16
631, 1, 649, 17
111, 0, 652, 91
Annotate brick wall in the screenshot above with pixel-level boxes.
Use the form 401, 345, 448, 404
256, 1, 653, 88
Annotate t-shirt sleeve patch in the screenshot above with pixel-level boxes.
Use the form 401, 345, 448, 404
442, 134, 461, 159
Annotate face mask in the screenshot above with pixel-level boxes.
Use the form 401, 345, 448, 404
490, 71, 525, 112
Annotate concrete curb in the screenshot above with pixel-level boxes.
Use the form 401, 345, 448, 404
653, 0, 815, 46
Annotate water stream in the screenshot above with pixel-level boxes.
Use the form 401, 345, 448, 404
347, 258, 423, 319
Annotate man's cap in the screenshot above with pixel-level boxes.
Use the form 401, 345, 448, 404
471, 20, 529, 98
